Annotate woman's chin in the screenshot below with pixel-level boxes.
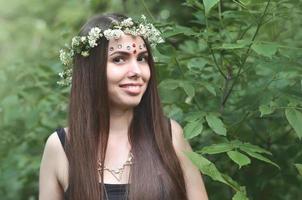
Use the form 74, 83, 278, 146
111, 98, 143, 110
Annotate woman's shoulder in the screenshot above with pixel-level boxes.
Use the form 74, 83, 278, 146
169, 119, 209, 199
44, 131, 64, 152
169, 119, 192, 153
169, 119, 184, 140
42, 128, 68, 158
40, 129, 69, 195
169, 119, 183, 132
46, 127, 69, 146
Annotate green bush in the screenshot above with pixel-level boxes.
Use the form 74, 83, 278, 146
0, 0, 301, 199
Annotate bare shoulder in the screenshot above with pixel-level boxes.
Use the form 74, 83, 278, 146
41, 130, 68, 175
43, 132, 64, 159
170, 119, 209, 200
39, 130, 69, 200
170, 119, 192, 152
44, 128, 68, 157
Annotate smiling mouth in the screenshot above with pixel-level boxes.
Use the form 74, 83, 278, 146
119, 85, 142, 95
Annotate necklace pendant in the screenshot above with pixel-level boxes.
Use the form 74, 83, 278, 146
97, 150, 134, 183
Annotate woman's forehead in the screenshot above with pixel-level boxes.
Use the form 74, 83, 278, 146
108, 34, 147, 55
108, 34, 145, 47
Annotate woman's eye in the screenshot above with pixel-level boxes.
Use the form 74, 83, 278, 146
138, 55, 148, 62
112, 56, 125, 64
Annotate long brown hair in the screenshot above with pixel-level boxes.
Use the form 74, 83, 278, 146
66, 13, 187, 200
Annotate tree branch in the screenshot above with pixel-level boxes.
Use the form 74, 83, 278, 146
221, 0, 272, 107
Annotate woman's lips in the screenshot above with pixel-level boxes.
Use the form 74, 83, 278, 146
119, 84, 142, 95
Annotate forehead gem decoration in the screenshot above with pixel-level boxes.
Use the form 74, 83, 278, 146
127, 45, 131, 50
118, 44, 122, 49
109, 47, 114, 51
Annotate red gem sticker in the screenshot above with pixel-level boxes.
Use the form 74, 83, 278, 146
133, 50, 137, 54
132, 43, 136, 47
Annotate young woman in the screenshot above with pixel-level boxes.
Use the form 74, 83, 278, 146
39, 13, 208, 200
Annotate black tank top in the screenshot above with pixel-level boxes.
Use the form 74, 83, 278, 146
56, 118, 172, 200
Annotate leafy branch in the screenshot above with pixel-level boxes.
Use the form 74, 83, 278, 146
221, 0, 272, 107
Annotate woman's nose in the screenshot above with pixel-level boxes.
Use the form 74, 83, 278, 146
128, 58, 142, 77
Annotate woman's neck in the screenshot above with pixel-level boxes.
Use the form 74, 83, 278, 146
109, 107, 133, 137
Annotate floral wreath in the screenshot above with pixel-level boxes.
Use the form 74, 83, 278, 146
58, 15, 164, 86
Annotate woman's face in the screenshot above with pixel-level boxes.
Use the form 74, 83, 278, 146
107, 34, 151, 110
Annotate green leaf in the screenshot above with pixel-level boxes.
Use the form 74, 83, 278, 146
187, 58, 208, 70
200, 143, 234, 154
203, 82, 216, 96
163, 25, 198, 38
259, 104, 274, 117
183, 0, 204, 10
184, 119, 203, 139
242, 150, 279, 169
203, 0, 220, 15
156, 44, 175, 56
184, 111, 206, 122
220, 43, 246, 49
179, 81, 195, 97
222, 175, 249, 194
205, 113, 227, 136
251, 43, 278, 58
227, 151, 251, 168
294, 164, 302, 176
163, 104, 183, 122
230, 140, 243, 148
238, 0, 251, 6
240, 142, 272, 155
185, 152, 247, 191
285, 108, 302, 139
232, 191, 249, 200
218, 40, 251, 50
159, 79, 180, 90
221, 174, 243, 191
185, 152, 227, 184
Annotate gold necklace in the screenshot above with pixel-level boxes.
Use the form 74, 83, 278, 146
97, 151, 134, 182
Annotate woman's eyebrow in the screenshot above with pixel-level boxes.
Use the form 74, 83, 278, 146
137, 51, 148, 56
109, 50, 148, 56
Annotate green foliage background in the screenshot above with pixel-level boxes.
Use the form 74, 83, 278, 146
0, 0, 301, 199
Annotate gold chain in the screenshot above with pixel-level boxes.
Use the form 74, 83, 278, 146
97, 151, 134, 182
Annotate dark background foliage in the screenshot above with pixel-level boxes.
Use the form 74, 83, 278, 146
0, 0, 301, 199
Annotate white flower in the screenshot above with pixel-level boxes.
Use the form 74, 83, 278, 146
88, 27, 102, 47
80, 36, 86, 42
124, 27, 138, 36
103, 29, 113, 40
104, 29, 123, 40
120, 18, 134, 27
141, 15, 146, 21
158, 36, 164, 43
57, 68, 72, 86
112, 29, 124, 39
88, 38, 97, 47
138, 24, 147, 35
81, 51, 89, 57
89, 27, 102, 37
58, 72, 64, 78
71, 36, 81, 47
59, 49, 71, 66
